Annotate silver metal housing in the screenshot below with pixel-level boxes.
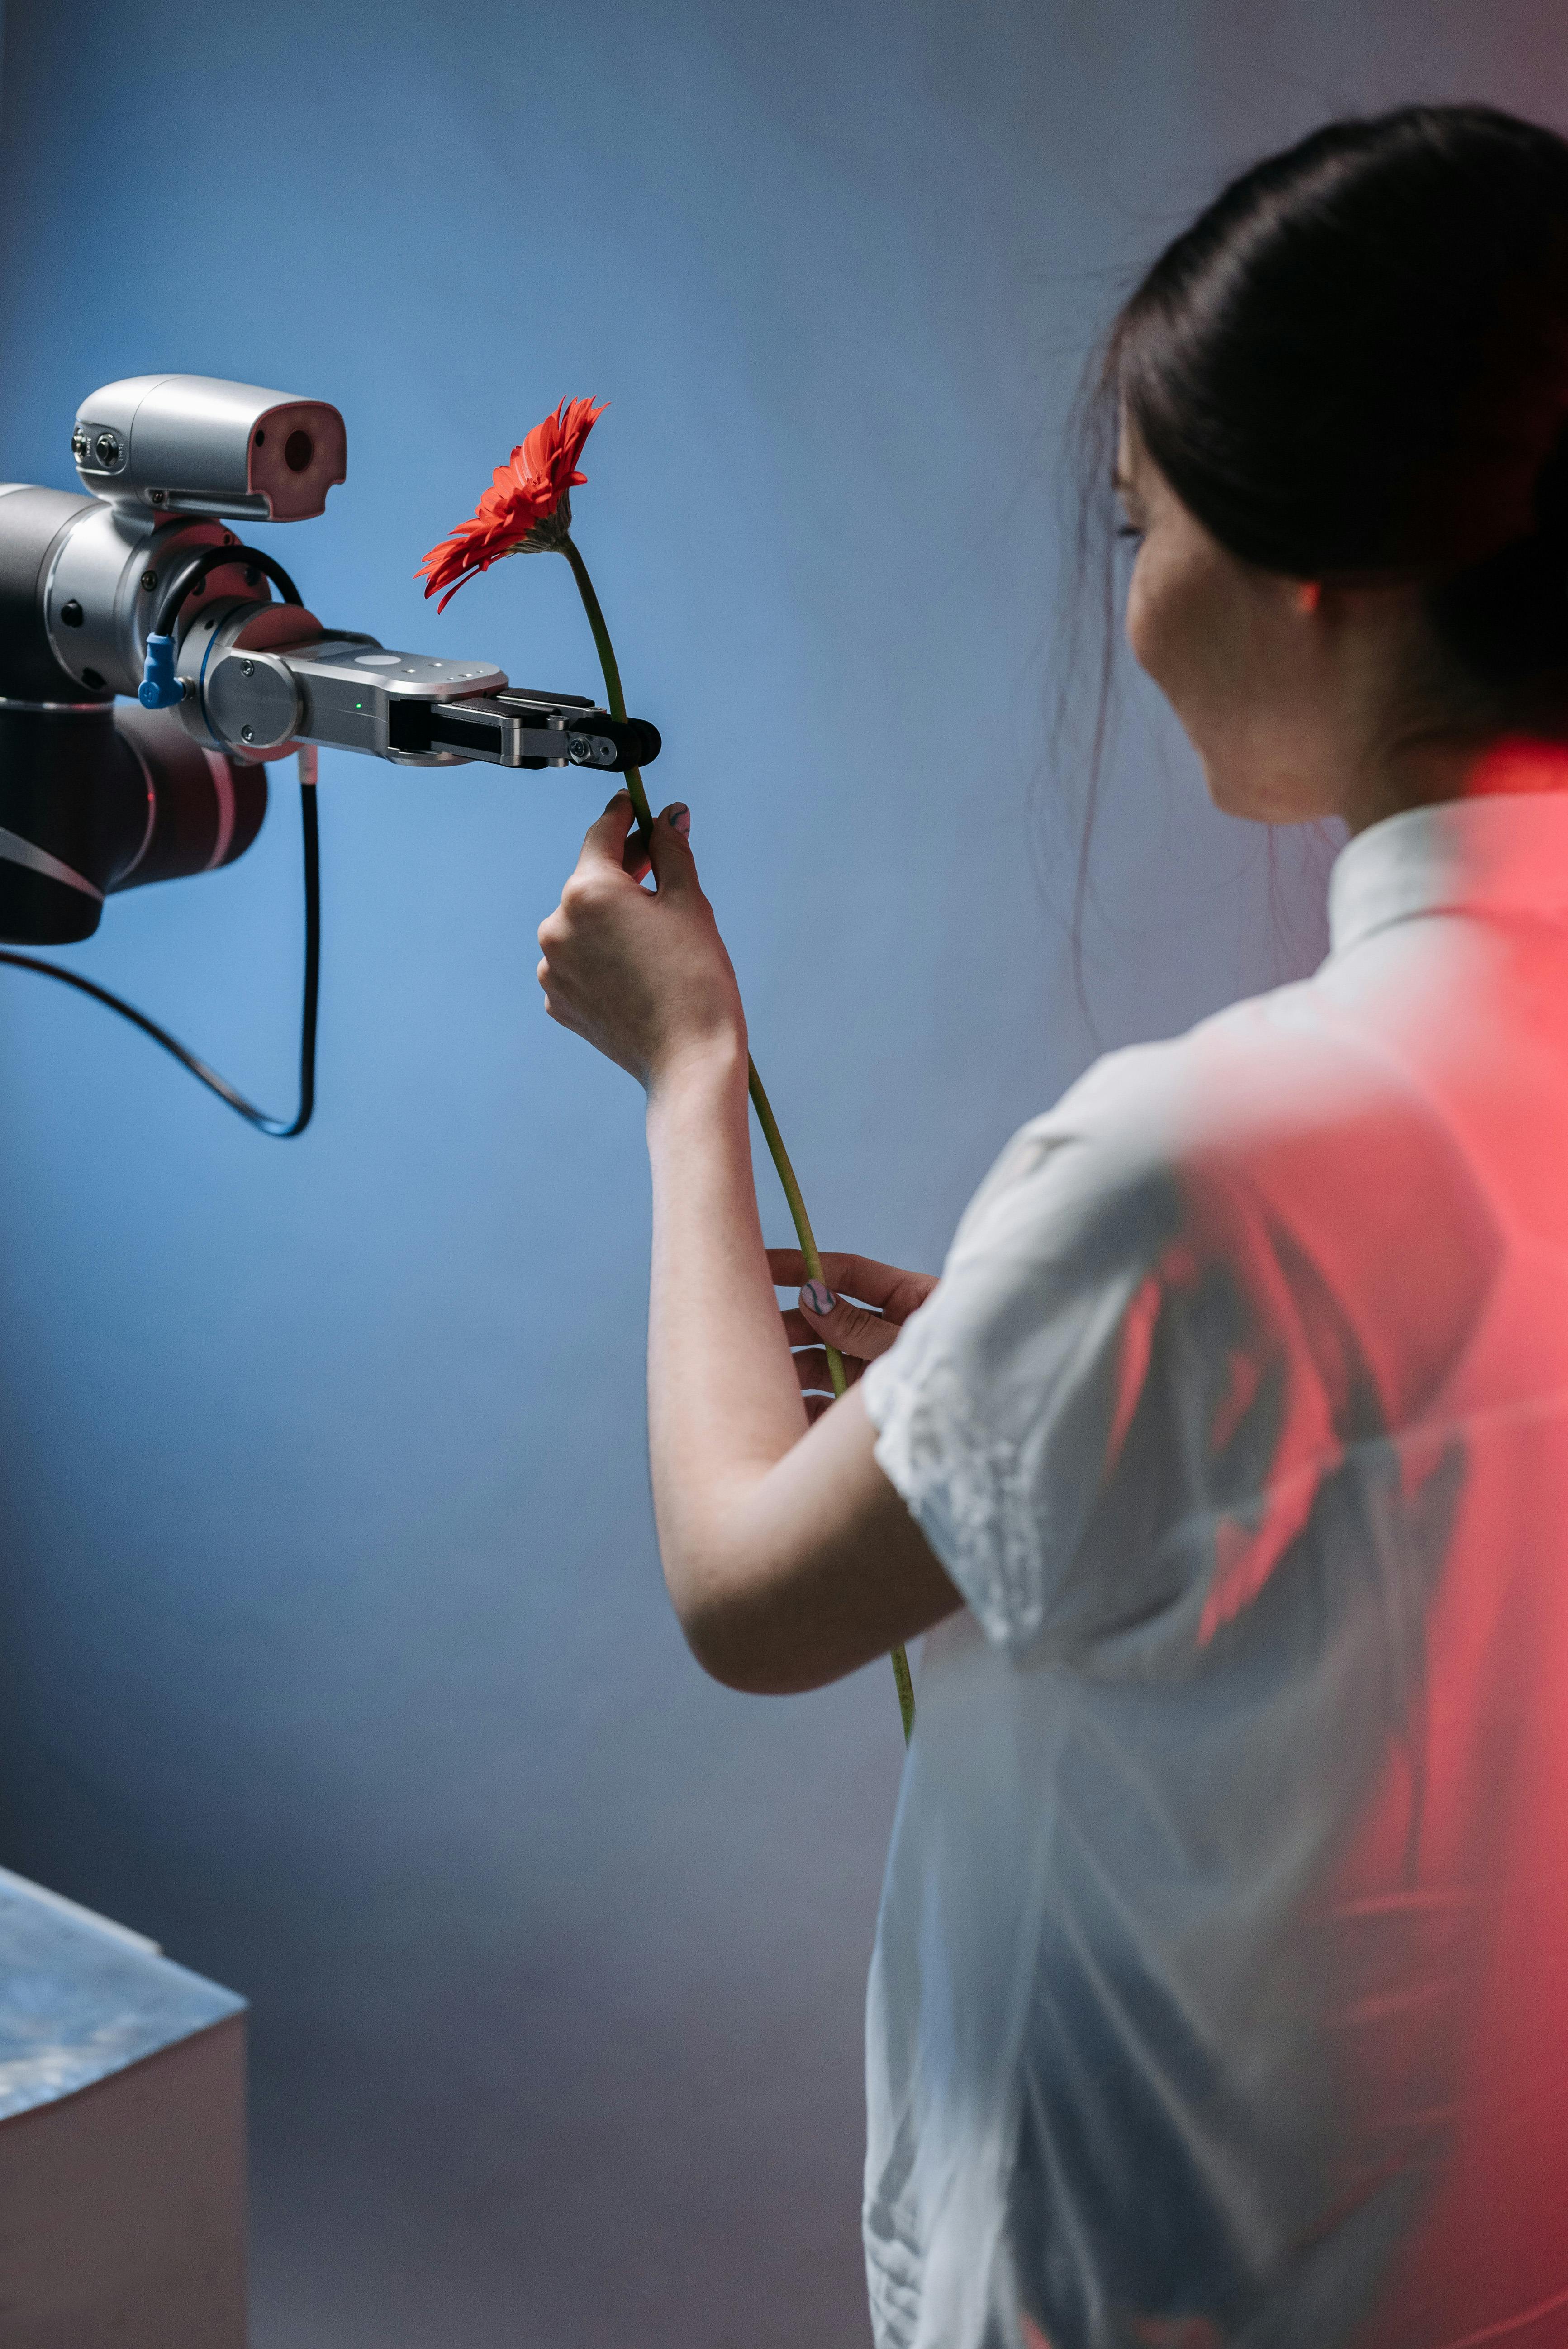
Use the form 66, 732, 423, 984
174, 599, 326, 763
281, 641, 508, 765
72, 376, 347, 523
42, 505, 264, 699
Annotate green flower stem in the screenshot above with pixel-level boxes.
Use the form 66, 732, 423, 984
561, 537, 646, 818
560, 533, 914, 1745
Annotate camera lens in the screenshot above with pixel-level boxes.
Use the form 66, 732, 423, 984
284, 430, 313, 473
94, 431, 120, 466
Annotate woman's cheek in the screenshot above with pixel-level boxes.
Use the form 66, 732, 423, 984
1125, 546, 1185, 694
1124, 558, 1155, 672
1125, 538, 1231, 749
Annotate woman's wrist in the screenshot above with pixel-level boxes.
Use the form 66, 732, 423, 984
645, 1027, 750, 1120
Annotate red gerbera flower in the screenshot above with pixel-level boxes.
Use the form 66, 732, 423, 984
418, 397, 606, 613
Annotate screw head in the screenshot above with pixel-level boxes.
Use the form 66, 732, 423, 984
240, 660, 255, 677
241, 725, 255, 742
568, 736, 591, 762
60, 599, 83, 628
140, 569, 157, 592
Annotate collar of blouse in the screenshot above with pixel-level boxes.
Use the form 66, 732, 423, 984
1330, 775, 1568, 956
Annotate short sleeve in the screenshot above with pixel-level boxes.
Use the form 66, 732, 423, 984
862, 1107, 1345, 1666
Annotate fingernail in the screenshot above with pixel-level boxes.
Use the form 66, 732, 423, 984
605, 789, 630, 811
667, 804, 690, 835
800, 1280, 834, 1317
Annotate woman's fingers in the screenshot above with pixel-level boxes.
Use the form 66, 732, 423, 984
766, 1248, 940, 1324
537, 792, 745, 1088
773, 1246, 940, 1374
569, 789, 654, 883
798, 1282, 901, 1362
622, 823, 652, 881
577, 789, 641, 873
643, 801, 695, 892
768, 1248, 905, 1303
779, 1304, 862, 1346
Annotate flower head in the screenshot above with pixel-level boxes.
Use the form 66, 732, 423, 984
418, 397, 605, 612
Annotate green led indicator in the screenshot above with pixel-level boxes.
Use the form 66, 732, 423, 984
355, 701, 363, 709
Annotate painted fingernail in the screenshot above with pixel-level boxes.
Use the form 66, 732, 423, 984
667, 804, 690, 835
801, 1280, 834, 1317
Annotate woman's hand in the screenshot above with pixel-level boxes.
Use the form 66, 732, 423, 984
770, 1249, 940, 1422
537, 793, 746, 1089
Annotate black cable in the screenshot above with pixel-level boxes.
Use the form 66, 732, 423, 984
152, 542, 304, 642
0, 781, 319, 1138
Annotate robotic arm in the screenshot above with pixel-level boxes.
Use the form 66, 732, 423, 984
0, 372, 660, 947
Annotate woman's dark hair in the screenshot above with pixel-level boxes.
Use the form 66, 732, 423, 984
1057, 106, 1568, 1027
1111, 103, 1568, 707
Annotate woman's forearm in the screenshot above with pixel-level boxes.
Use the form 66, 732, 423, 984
644, 1035, 810, 1644
642, 1035, 961, 1692
535, 802, 958, 1691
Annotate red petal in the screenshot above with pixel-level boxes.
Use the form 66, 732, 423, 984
419, 399, 605, 606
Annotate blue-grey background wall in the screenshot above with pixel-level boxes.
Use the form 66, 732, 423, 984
0, 5, 1560, 2343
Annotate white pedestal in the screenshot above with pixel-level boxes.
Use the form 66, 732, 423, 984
0, 1867, 247, 2348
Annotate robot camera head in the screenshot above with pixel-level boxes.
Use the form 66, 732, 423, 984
71, 375, 346, 525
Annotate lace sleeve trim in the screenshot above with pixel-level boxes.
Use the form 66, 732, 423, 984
864, 1328, 1049, 1653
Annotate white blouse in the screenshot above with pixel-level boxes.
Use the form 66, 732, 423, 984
861, 791, 1568, 2349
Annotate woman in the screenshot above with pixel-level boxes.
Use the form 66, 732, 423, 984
537, 106, 1568, 2349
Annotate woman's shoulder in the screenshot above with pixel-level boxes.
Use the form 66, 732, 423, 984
1039, 973, 1401, 1168
952, 970, 1441, 1276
